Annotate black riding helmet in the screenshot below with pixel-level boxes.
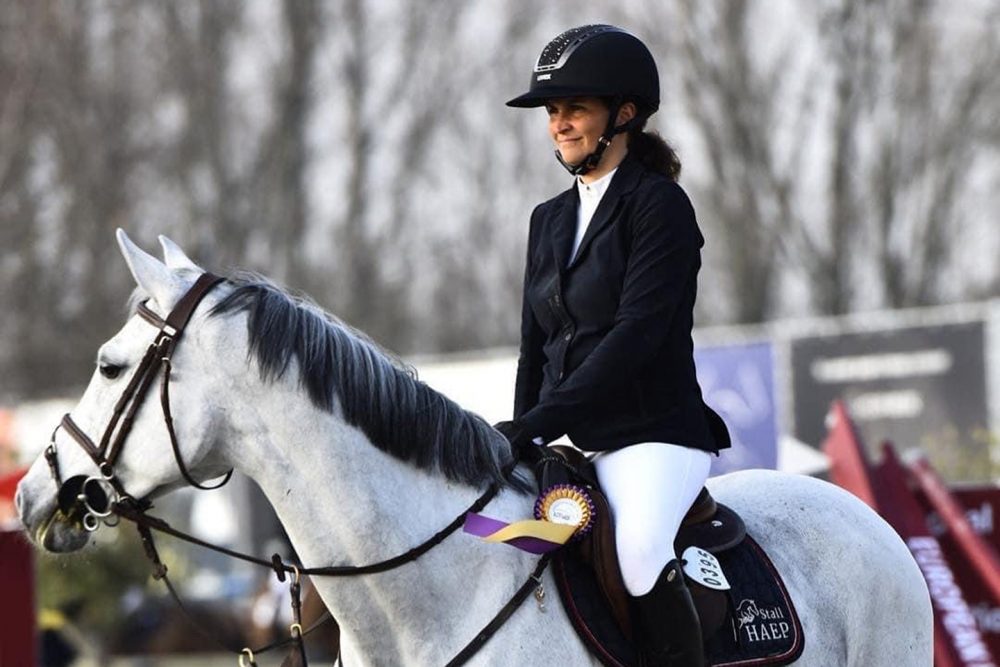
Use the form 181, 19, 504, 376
507, 25, 660, 175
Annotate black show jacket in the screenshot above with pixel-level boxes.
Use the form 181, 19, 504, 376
513, 154, 730, 454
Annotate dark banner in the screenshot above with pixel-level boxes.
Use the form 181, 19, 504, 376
790, 320, 988, 461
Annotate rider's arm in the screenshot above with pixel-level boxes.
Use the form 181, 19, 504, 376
513, 208, 545, 419
515, 183, 702, 444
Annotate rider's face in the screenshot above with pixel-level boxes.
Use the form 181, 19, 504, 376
546, 97, 611, 167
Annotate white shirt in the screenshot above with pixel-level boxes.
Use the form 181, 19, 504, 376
570, 167, 618, 266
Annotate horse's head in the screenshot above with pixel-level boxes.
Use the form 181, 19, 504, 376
16, 230, 236, 552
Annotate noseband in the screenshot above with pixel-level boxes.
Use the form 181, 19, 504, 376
47, 272, 228, 531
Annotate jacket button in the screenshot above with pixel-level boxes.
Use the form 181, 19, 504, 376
558, 371, 564, 381
564, 332, 572, 341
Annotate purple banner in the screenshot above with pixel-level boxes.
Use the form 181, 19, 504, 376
695, 342, 779, 476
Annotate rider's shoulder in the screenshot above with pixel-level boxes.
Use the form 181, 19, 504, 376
631, 170, 691, 208
531, 186, 577, 220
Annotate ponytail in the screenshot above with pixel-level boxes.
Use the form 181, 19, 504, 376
603, 97, 682, 180
628, 126, 681, 181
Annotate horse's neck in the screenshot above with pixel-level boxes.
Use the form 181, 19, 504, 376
223, 380, 537, 664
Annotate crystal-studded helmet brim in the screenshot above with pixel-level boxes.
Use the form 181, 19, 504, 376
505, 25, 659, 114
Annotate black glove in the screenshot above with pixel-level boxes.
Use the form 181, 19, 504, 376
492, 420, 544, 464
493, 420, 525, 448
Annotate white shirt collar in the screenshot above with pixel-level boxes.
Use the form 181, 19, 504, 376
569, 166, 619, 266
576, 167, 618, 201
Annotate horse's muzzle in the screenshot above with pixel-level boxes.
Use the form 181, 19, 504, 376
57, 474, 117, 532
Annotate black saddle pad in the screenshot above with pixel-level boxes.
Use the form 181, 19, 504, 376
554, 535, 804, 667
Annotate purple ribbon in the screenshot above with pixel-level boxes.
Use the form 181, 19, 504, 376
463, 513, 563, 555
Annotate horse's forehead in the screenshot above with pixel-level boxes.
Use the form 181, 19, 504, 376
100, 314, 160, 354
128, 275, 194, 315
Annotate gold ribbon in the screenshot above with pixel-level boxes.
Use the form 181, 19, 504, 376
482, 519, 578, 544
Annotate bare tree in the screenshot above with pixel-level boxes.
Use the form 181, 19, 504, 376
667, 0, 999, 321
669, 1, 791, 321
0, 1, 154, 396
0, 3, 45, 397
849, 1, 1000, 307
321, 0, 554, 351
155, 0, 249, 269
3, 0, 994, 405
252, 0, 320, 290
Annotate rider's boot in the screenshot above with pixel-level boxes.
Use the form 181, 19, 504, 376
632, 559, 706, 667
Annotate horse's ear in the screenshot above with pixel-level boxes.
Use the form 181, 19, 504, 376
159, 235, 203, 273
116, 229, 183, 309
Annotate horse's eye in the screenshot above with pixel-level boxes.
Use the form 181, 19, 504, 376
99, 363, 123, 380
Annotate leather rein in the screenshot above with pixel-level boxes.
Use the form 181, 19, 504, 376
45, 272, 548, 667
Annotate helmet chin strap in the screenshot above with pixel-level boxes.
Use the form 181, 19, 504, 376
555, 98, 639, 176
555, 136, 613, 176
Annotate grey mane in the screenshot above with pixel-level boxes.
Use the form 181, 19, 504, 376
209, 272, 528, 492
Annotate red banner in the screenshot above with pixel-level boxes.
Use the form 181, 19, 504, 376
918, 484, 1000, 659
0, 531, 36, 667
941, 488, 1000, 558
822, 398, 1000, 665
0, 467, 26, 527
875, 445, 995, 666
0, 469, 23, 500
820, 400, 878, 508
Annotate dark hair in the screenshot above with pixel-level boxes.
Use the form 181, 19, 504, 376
604, 97, 681, 181
628, 123, 681, 181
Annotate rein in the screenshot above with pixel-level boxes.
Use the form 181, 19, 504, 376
115, 474, 504, 577
47, 272, 547, 667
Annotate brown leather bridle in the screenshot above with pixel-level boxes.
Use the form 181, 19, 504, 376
47, 272, 228, 530
41, 270, 547, 666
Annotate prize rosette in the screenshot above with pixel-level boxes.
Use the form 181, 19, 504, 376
462, 484, 596, 554
533, 484, 595, 539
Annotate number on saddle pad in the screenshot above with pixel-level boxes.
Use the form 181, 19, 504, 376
681, 546, 731, 591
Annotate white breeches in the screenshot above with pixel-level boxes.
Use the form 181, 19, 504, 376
593, 442, 711, 596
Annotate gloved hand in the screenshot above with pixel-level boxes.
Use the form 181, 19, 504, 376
493, 420, 544, 464
493, 420, 525, 449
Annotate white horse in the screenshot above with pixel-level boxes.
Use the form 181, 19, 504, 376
17, 231, 932, 666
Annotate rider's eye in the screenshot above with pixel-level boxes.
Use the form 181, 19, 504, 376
99, 363, 123, 380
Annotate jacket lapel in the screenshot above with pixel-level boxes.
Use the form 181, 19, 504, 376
566, 155, 643, 271
549, 187, 579, 274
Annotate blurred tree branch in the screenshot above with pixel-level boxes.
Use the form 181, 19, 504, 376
669, 0, 999, 320
0, 0, 996, 401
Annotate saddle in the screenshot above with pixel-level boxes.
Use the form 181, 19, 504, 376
539, 446, 803, 667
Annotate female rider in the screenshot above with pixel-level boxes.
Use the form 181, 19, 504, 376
498, 25, 730, 667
